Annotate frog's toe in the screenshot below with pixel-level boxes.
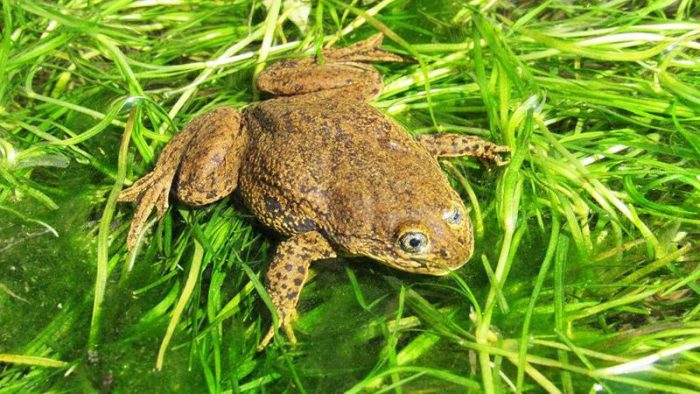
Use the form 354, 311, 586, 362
120, 174, 174, 249
154, 188, 170, 218
118, 172, 155, 202
333, 46, 403, 63
363, 32, 385, 49
327, 33, 403, 63
349, 49, 404, 63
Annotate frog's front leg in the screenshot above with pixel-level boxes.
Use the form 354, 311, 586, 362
416, 134, 511, 165
258, 231, 336, 350
119, 108, 248, 249
256, 33, 402, 101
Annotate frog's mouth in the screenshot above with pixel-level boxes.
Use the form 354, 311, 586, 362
377, 256, 458, 276
346, 241, 465, 276
405, 259, 456, 276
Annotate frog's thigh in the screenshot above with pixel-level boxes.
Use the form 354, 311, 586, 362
256, 63, 382, 101
176, 108, 249, 206
416, 134, 510, 165
260, 231, 336, 348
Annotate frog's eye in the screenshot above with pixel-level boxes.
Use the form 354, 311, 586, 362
444, 204, 464, 226
398, 231, 429, 254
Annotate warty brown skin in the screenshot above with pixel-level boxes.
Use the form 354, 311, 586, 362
118, 33, 510, 349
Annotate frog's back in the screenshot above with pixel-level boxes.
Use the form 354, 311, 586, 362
239, 97, 457, 244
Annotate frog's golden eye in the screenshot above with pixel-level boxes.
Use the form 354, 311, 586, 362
398, 231, 429, 254
444, 204, 464, 226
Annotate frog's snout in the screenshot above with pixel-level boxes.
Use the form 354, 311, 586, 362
427, 200, 474, 271
437, 249, 472, 275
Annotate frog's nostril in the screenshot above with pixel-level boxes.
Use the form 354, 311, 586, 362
440, 249, 450, 259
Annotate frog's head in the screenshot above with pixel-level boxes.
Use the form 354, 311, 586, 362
391, 200, 473, 275
344, 198, 474, 276
387, 199, 473, 275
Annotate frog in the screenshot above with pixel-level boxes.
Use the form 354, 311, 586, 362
118, 33, 509, 349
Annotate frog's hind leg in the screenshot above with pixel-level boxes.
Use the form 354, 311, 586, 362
256, 33, 402, 101
416, 134, 511, 165
119, 108, 247, 249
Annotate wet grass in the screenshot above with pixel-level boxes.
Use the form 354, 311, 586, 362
1, 0, 699, 392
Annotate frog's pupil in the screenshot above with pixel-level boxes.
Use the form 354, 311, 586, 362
399, 232, 427, 253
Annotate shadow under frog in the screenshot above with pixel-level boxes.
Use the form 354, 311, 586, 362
119, 34, 510, 349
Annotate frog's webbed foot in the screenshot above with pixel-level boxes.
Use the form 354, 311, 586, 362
119, 130, 193, 249
257, 231, 336, 351
416, 134, 511, 166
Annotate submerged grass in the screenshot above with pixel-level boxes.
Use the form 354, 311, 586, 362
1, 0, 699, 392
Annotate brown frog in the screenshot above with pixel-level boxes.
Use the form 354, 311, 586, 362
119, 34, 509, 348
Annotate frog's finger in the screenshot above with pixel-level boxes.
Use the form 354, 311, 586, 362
257, 318, 297, 351
283, 320, 298, 346
492, 146, 512, 166
258, 326, 275, 351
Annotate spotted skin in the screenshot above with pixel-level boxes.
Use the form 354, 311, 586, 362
119, 34, 510, 350
258, 231, 336, 349
416, 134, 511, 165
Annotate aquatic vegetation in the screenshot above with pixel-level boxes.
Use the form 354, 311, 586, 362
1, 1, 698, 392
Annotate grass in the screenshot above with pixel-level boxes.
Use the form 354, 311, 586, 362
1, 0, 699, 392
